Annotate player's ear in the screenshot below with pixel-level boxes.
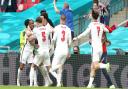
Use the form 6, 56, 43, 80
27, 25, 30, 29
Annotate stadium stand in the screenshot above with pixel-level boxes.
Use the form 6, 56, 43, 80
0, 0, 128, 54
0, 0, 128, 88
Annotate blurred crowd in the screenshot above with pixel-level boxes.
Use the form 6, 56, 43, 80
0, 0, 42, 12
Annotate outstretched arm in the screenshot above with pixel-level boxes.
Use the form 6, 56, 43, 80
73, 27, 90, 41
53, 0, 60, 14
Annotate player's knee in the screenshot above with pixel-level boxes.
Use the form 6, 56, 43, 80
31, 63, 37, 70
20, 64, 24, 70
93, 62, 99, 70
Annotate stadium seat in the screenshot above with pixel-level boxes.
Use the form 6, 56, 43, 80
35, 0, 40, 4
27, 3, 35, 8
26, 0, 32, 3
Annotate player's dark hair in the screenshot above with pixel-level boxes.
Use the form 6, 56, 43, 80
92, 9, 99, 20
41, 12, 48, 21
24, 19, 30, 28
36, 16, 42, 23
40, 9, 46, 15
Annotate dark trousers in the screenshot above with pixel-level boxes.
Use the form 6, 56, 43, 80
100, 52, 113, 87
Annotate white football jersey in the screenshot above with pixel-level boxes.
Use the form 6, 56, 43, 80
24, 29, 34, 51
78, 21, 109, 50
33, 24, 52, 49
53, 24, 72, 51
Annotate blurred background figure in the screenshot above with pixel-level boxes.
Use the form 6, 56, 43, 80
0, 0, 17, 12
73, 46, 80, 54
53, 0, 74, 39
40, 9, 54, 27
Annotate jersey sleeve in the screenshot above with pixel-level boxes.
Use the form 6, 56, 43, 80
52, 27, 58, 43
47, 23, 54, 33
33, 28, 37, 37
77, 26, 91, 40
68, 28, 72, 47
102, 24, 114, 33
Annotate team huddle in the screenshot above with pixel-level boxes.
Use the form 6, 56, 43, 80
16, 0, 117, 88
17, 14, 72, 87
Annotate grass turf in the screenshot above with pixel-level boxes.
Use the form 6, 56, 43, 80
0, 86, 121, 89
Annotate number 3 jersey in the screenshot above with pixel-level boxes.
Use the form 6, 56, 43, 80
33, 24, 52, 50
53, 24, 72, 54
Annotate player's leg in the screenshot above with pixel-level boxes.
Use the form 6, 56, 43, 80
17, 48, 28, 86
55, 54, 67, 87
87, 50, 105, 88
29, 63, 38, 86
42, 52, 53, 86
39, 64, 53, 87
29, 53, 38, 86
56, 65, 63, 87
49, 55, 58, 79
87, 62, 97, 88
101, 53, 115, 88
17, 63, 25, 86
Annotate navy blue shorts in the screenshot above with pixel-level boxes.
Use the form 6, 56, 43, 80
100, 52, 107, 64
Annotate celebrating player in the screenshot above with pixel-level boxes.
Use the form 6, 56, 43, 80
32, 15, 53, 87
17, 19, 37, 86
50, 14, 72, 87
73, 10, 116, 88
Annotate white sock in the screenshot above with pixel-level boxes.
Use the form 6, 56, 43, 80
17, 68, 21, 83
49, 68, 57, 79
57, 67, 62, 85
88, 76, 94, 87
99, 63, 107, 69
39, 65, 49, 86
29, 67, 34, 86
34, 69, 38, 86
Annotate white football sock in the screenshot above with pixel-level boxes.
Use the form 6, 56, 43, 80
39, 65, 50, 86
29, 66, 34, 86
49, 68, 57, 79
57, 66, 62, 86
17, 68, 21, 86
99, 63, 107, 69
87, 76, 94, 87
34, 69, 38, 86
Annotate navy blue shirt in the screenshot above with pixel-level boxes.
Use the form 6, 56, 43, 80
60, 8, 74, 32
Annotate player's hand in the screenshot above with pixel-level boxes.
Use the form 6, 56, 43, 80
73, 37, 78, 41
53, 0, 56, 4
111, 23, 117, 31
67, 52, 71, 60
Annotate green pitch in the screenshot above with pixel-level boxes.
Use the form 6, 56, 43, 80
0, 86, 121, 89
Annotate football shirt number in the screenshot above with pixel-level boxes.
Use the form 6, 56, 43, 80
61, 30, 65, 41
97, 26, 100, 36
42, 32, 46, 42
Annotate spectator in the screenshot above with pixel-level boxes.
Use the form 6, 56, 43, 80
98, 0, 111, 26
40, 9, 54, 27
73, 46, 80, 54
93, 0, 98, 6
0, 0, 17, 12
53, 0, 74, 38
